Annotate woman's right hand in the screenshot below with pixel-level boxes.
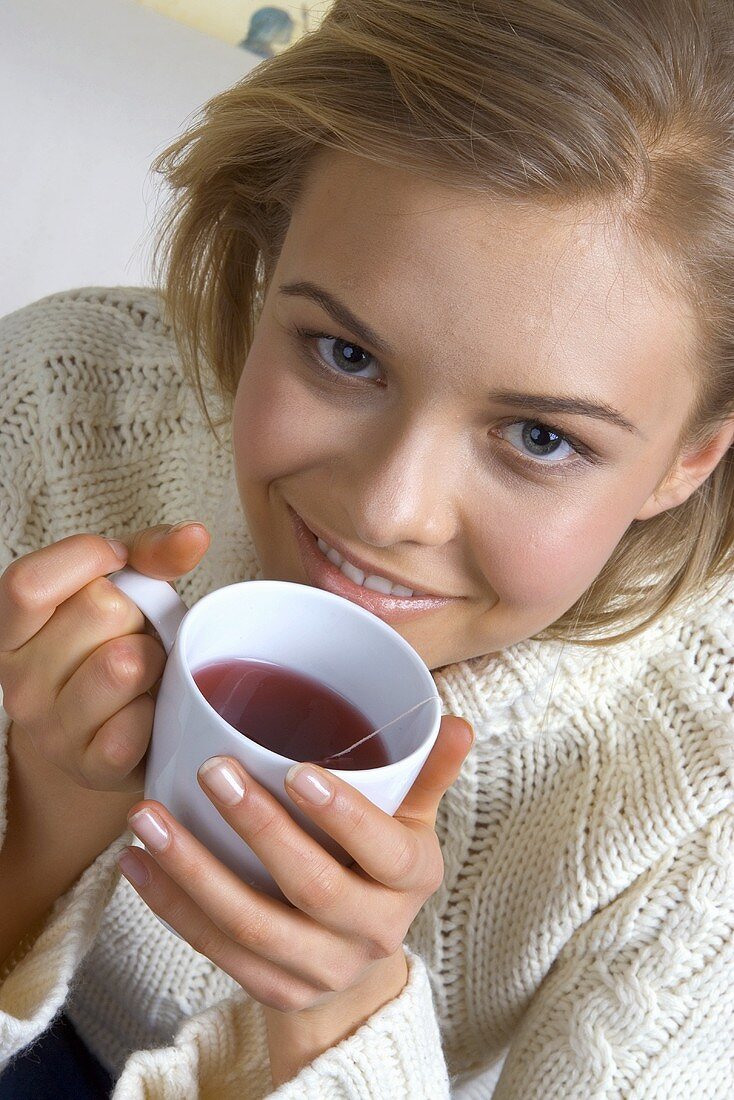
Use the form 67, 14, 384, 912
0, 523, 209, 793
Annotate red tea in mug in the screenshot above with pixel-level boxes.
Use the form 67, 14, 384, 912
191, 657, 390, 770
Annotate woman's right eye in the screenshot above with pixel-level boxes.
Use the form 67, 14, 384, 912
296, 328, 382, 382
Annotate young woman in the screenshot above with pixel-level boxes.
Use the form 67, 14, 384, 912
1, 1, 732, 1096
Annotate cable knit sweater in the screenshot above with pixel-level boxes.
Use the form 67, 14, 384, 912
0, 286, 732, 1099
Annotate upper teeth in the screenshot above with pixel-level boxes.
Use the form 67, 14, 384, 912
316, 537, 419, 597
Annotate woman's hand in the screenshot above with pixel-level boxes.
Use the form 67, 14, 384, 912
117, 714, 474, 1082
0, 523, 209, 794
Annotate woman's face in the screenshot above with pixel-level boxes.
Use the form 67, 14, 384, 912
231, 150, 698, 669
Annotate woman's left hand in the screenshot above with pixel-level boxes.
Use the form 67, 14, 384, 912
117, 715, 473, 1075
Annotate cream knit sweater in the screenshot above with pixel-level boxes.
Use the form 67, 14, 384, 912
0, 286, 732, 1099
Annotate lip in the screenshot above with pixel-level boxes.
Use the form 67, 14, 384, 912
289, 507, 462, 624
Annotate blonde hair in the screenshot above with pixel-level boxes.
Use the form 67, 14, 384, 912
148, 0, 734, 646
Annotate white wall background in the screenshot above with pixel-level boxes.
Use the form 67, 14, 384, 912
0, 0, 261, 319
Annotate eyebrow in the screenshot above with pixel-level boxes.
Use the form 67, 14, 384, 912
483, 390, 641, 436
278, 280, 641, 436
278, 280, 395, 358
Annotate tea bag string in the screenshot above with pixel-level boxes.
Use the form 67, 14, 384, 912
318, 696, 440, 763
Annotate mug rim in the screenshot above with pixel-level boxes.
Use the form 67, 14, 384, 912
174, 578, 442, 777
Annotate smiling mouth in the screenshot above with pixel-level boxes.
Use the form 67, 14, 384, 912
313, 535, 424, 595
295, 510, 448, 597
288, 506, 463, 622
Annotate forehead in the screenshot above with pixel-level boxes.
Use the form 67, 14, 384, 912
280, 150, 696, 419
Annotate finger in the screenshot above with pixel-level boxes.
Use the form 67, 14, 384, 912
121, 808, 371, 994
57, 635, 164, 786
79, 693, 154, 793
396, 715, 474, 827
116, 846, 325, 1013
27, 575, 141, 684
193, 760, 404, 927
124, 522, 210, 581
0, 534, 130, 653
0, 521, 208, 656
196, 753, 436, 906
0, 574, 145, 727
283, 761, 442, 894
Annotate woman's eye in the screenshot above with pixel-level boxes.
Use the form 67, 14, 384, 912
299, 330, 382, 381
497, 421, 584, 467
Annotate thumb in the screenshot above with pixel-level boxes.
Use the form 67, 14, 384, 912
124, 521, 211, 581
397, 715, 474, 828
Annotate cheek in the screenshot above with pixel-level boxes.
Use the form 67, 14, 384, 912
232, 347, 329, 485
472, 485, 634, 612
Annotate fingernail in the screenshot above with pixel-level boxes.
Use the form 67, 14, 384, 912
128, 808, 170, 852
169, 520, 203, 534
286, 764, 333, 806
463, 719, 476, 746
107, 539, 128, 561
117, 849, 150, 888
198, 756, 246, 806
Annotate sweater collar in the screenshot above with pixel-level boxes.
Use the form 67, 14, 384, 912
432, 633, 597, 739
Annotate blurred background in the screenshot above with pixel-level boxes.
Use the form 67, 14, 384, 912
0, 0, 330, 318
138, 1, 323, 50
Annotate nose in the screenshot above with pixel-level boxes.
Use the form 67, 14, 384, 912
334, 416, 460, 548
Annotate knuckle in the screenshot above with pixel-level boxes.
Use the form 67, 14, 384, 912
345, 800, 371, 835
190, 925, 226, 960
99, 640, 142, 689
85, 579, 128, 627
424, 854, 445, 896
184, 919, 222, 959
322, 958, 359, 995
341, 800, 369, 840
222, 905, 272, 951
365, 929, 402, 962
80, 535, 121, 579
173, 853, 213, 900
1, 559, 44, 613
420, 837, 445, 895
246, 805, 286, 844
79, 737, 129, 790
294, 858, 342, 912
388, 832, 420, 884
88, 723, 121, 777
162, 896, 223, 960
97, 725, 139, 774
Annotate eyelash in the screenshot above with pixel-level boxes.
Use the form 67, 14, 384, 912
295, 326, 381, 379
293, 326, 598, 476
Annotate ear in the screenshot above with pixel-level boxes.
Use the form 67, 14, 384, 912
636, 416, 734, 521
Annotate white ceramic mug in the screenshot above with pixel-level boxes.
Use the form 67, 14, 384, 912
107, 567, 442, 914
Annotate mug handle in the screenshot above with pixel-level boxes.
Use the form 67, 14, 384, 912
107, 566, 189, 655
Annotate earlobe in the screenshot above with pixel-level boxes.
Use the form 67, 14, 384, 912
635, 469, 698, 521
634, 417, 734, 523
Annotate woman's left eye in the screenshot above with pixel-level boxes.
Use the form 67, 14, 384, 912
297, 329, 381, 381
495, 421, 589, 468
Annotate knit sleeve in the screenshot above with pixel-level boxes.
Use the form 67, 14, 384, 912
0, 700, 128, 1068
491, 804, 734, 1100
108, 943, 451, 1098
0, 295, 131, 1068
265, 945, 450, 1098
